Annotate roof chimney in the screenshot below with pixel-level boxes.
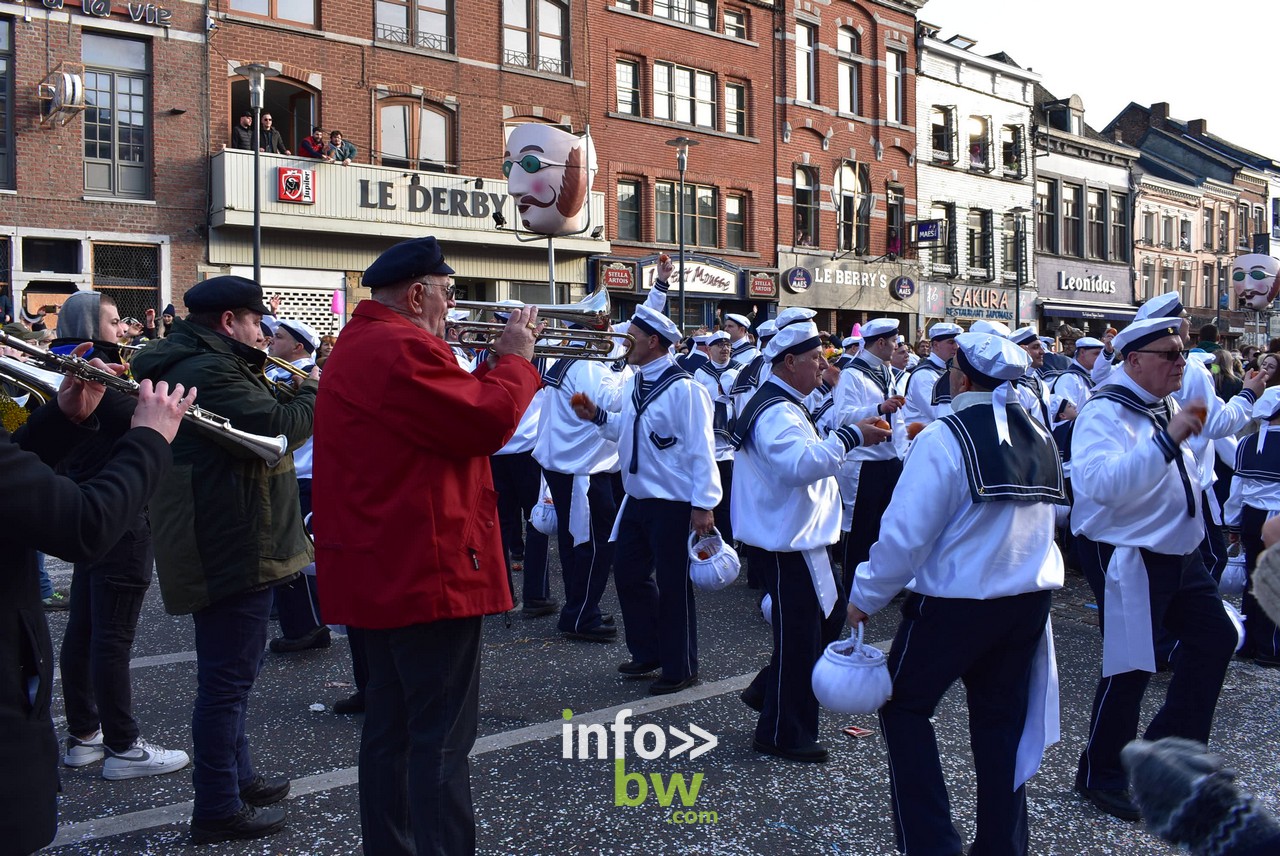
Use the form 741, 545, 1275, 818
1188, 118, 1207, 135
1150, 102, 1170, 123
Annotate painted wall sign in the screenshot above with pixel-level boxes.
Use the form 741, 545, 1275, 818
358, 180, 506, 219
640, 256, 739, 296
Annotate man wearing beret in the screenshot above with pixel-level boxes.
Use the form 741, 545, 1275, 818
313, 236, 542, 854
131, 275, 319, 843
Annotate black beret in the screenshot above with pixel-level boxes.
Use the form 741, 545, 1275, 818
362, 237, 455, 289
184, 275, 272, 315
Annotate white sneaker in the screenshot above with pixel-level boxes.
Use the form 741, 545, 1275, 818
64, 730, 105, 767
102, 738, 190, 781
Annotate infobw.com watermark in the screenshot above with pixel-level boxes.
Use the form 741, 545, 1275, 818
561, 707, 720, 824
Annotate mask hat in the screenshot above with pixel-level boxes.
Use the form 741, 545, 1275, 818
184, 275, 274, 316
861, 318, 900, 345
970, 319, 1012, 337
362, 236, 455, 289
1134, 291, 1187, 321
755, 320, 778, 345
723, 312, 752, 332
275, 318, 320, 353
1008, 326, 1039, 346
1113, 317, 1184, 356
1075, 336, 1104, 351
928, 322, 963, 342
954, 331, 1032, 444
765, 320, 821, 364
629, 305, 681, 345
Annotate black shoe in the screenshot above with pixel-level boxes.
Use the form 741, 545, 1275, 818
521, 598, 559, 618
649, 675, 697, 695
332, 693, 365, 715
1075, 784, 1141, 821
190, 803, 286, 844
752, 738, 828, 764
269, 625, 331, 654
618, 660, 660, 677
600, 613, 616, 626
562, 624, 617, 643
1254, 653, 1280, 668
740, 686, 764, 713
239, 774, 290, 807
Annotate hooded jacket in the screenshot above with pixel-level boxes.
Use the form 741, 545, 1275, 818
130, 319, 316, 614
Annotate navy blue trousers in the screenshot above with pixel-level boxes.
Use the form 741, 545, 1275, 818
842, 457, 903, 597
613, 497, 697, 682
1074, 539, 1237, 791
1240, 505, 1280, 659
880, 591, 1051, 856
748, 549, 845, 749
274, 478, 322, 639
490, 451, 551, 604
544, 470, 616, 634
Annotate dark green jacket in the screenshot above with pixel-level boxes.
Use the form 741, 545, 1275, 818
131, 319, 317, 614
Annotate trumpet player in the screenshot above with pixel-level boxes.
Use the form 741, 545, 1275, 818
131, 275, 318, 844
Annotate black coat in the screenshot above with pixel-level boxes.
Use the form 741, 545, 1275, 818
0, 402, 171, 855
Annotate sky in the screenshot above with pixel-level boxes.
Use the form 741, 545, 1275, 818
919, 0, 1279, 163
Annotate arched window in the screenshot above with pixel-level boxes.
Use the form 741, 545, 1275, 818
836, 162, 870, 253
377, 98, 453, 173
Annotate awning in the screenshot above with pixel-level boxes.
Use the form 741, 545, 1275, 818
1038, 300, 1138, 321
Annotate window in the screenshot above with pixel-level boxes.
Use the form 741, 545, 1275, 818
1141, 261, 1154, 301
1179, 218, 1191, 252
0, 20, 11, 190
83, 34, 149, 199
1220, 263, 1230, 305
968, 116, 989, 170
1203, 207, 1214, 249
230, 0, 315, 25
1086, 190, 1104, 259
377, 99, 452, 172
616, 179, 641, 241
1273, 199, 1280, 239
1179, 267, 1192, 308
1256, 206, 1266, 240
1202, 265, 1213, 304
1110, 194, 1128, 263
656, 181, 716, 247
1219, 210, 1230, 251
1238, 204, 1250, 247
933, 203, 956, 273
1061, 184, 1082, 256
723, 9, 746, 39
1160, 263, 1172, 293
795, 23, 816, 102
726, 194, 746, 251
724, 82, 745, 135
794, 166, 818, 246
837, 161, 871, 253
931, 106, 956, 162
616, 60, 640, 115
885, 49, 905, 124
654, 63, 715, 128
376, 0, 451, 51
1002, 212, 1023, 280
836, 28, 860, 115
1001, 124, 1024, 177
1140, 211, 1155, 244
655, 0, 711, 28
1036, 179, 1057, 254
967, 209, 992, 279
886, 185, 905, 256
92, 243, 160, 322
1161, 215, 1173, 249
503, 0, 568, 75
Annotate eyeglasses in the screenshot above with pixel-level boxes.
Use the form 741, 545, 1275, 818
1131, 348, 1189, 362
502, 154, 567, 177
1234, 269, 1272, 282
262, 117, 273, 122
416, 280, 456, 300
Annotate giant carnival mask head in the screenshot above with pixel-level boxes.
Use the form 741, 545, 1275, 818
503, 124, 597, 237
1232, 253, 1280, 311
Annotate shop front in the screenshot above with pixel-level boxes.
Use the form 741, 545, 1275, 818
777, 253, 922, 340
920, 281, 1039, 331
593, 253, 778, 333
1034, 260, 1137, 337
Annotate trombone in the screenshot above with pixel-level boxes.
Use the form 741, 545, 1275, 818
448, 290, 633, 361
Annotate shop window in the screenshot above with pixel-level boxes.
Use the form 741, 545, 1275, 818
92, 243, 159, 322
503, 0, 569, 76
1062, 183, 1082, 257
653, 62, 715, 128
0, 20, 12, 191
968, 116, 990, 171
656, 181, 716, 248
795, 22, 816, 103
616, 179, 641, 241
726, 194, 746, 251
886, 185, 905, 257
967, 209, 992, 280
1000, 124, 1024, 177
230, 0, 316, 25
83, 34, 150, 199
1036, 179, 1057, 254
837, 161, 870, 254
376, 0, 451, 51
794, 166, 818, 247
1087, 189, 1105, 259
723, 9, 745, 39
377, 98, 453, 172
655, 0, 712, 28
616, 59, 640, 115
885, 49, 905, 124
931, 106, 956, 163
1110, 194, 1128, 263
724, 82, 746, 135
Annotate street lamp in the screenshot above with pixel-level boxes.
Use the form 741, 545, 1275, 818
665, 136, 700, 330
234, 63, 280, 285
1010, 206, 1029, 329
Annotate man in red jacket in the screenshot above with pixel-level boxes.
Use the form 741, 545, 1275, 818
313, 236, 541, 855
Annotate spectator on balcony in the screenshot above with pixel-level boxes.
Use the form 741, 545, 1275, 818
299, 126, 326, 160
231, 110, 254, 150
259, 114, 290, 155
324, 131, 356, 166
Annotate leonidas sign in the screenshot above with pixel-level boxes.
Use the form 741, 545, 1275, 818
639, 255, 739, 296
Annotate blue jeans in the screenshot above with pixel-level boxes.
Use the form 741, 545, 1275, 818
191, 587, 273, 820
37, 552, 51, 599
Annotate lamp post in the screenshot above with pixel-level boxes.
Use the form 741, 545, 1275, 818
1010, 206, 1029, 329
234, 63, 279, 285
665, 136, 699, 330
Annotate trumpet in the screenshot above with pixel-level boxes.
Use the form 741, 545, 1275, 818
0, 331, 290, 466
448, 290, 633, 361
